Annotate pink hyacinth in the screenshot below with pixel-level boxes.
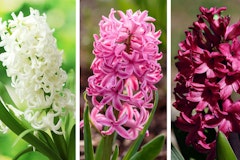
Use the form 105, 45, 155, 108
86, 9, 162, 140
173, 6, 240, 159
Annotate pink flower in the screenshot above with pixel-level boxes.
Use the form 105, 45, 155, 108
86, 9, 162, 140
97, 106, 130, 139
174, 6, 240, 159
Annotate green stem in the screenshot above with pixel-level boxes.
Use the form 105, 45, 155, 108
103, 133, 115, 160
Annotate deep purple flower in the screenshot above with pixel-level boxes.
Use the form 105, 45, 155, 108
86, 9, 162, 140
174, 6, 240, 159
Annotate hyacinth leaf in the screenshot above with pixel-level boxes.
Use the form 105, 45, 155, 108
0, 83, 33, 131
111, 145, 119, 160
51, 124, 68, 159
171, 144, 184, 160
67, 125, 76, 160
122, 90, 159, 160
95, 132, 116, 160
0, 83, 16, 106
13, 147, 34, 160
103, 133, 115, 160
64, 113, 73, 143
38, 130, 58, 153
129, 134, 165, 160
0, 82, 62, 160
83, 105, 94, 160
13, 128, 35, 147
95, 136, 104, 160
216, 131, 237, 160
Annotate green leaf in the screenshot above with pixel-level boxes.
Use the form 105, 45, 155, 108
83, 106, 94, 160
38, 130, 58, 153
50, 116, 68, 160
63, 113, 75, 143
67, 125, 75, 160
123, 91, 159, 160
130, 134, 165, 160
95, 132, 115, 160
0, 83, 16, 106
171, 144, 184, 160
216, 131, 237, 160
12, 128, 35, 147
13, 147, 34, 160
95, 137, 104, 160
103, 133, 115, 160
111, 145, 119, 160
51, 128, 68, 160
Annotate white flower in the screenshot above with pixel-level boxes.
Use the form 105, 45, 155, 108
0, 8, 75, 134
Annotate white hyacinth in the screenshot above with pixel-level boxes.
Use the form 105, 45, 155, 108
0, 8, 75, 134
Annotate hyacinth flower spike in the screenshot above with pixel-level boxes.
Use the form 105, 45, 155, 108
82, 8, 165, 160
86, 8, 163, 140
173, 6, 240, 160
0, 8, 75, 160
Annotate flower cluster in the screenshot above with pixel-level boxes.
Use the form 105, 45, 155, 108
0, 8, 74, 134
86, 9, 162, 140
173, 6, 240, 159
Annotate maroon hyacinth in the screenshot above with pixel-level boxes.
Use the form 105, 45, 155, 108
173, 6, 240, 159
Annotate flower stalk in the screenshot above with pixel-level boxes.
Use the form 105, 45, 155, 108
102, 133, 115, 160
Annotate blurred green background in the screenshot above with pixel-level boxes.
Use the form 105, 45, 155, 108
171, 0, 240, 159
0, 0, 75, 159
80, 0, 166, 159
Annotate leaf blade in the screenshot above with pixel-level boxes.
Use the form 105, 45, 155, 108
83, 106, 94, 160
130, 134, 165, 160
111, 145, 119, 160
216, 131, 237, 160
171, 144, 184, 160
13, 147, 34, 160
95, 137, 104, 160
67, 125, 76, 160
